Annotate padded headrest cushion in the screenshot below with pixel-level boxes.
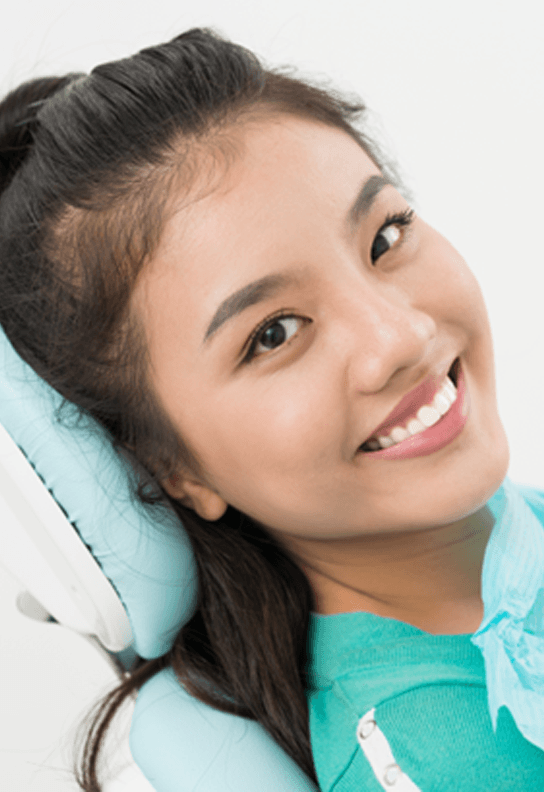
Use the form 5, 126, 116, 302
0, 324, 198, 659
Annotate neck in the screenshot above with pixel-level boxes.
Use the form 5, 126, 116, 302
289, 506, 495, 635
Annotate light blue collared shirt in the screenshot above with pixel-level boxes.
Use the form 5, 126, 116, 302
472, 476, 544, 751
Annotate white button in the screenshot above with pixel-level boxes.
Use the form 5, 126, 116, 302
358, 719, 376, 739
384, 764, 401, 785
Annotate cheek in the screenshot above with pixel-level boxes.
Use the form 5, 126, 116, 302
197, 376, 340, 490
449, 267, 491, 346
421, 231, 489, 331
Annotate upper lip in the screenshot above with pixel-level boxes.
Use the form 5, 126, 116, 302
361, 358, 457, 445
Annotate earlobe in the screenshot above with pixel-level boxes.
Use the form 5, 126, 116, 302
162, 472, 228, 521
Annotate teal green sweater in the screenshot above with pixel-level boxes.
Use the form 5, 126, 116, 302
306, 612, 544, 790
306, 479, 544, 791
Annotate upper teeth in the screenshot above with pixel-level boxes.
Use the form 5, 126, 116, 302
365, 375, 457, 450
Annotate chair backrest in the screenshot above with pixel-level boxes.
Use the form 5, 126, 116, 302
0, 324, 319, 791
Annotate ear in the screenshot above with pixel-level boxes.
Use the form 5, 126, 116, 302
161, 471, 228, 522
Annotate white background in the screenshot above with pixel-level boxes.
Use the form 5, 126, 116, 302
0, 1, 543, 790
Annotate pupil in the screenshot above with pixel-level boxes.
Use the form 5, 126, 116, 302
262, 322, 286, 348
371, 234, 389, 261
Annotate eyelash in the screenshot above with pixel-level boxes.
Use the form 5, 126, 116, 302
242, 207, 415, 363
371, 207, 415, 263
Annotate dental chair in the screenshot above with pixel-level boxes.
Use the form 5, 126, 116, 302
0, 323, 319, 792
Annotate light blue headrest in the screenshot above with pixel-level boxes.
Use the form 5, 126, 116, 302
129, 666, 320, 791
0, 324, 198, 659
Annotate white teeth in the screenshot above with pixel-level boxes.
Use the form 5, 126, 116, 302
406, 417, 426, 436
416, 405, 441, 428
377, 434, 394, 448
367, 374, 457, 451
432, 390, 452, 416
443, 378, 457, 401
390, 426, 410, 443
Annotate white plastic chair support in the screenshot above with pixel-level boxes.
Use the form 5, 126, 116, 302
0, 421, 133, 651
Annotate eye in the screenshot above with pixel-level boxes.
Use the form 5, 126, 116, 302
371, 208, 414, 263
244, 314, 308, 362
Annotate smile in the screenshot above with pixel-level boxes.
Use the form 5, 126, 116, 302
358, 358, 470, 460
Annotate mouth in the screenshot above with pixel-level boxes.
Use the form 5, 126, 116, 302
358, 357, 461, 454
450, 357, 459, 386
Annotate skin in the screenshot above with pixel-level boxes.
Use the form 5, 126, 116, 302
134, 115, 510, 634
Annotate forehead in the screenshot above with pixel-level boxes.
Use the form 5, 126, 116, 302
148, 115, 378, 271
134, 116, 380, 364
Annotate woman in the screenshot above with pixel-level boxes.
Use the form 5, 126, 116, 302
0, 27, 542, 791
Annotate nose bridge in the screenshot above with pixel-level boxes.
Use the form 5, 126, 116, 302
337, 276, 437, 390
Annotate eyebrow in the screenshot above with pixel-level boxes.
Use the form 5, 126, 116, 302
203, 173, 393, 344
203, 272, 303, 343
348, 174, 394, 229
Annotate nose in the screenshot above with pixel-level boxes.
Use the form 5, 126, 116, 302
339, 280, 437, 393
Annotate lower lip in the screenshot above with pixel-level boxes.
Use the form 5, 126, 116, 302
360, 361, 470, 461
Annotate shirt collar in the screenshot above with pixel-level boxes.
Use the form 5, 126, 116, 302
472, 475, 544, 750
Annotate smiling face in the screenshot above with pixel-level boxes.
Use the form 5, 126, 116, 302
135, 115, 509, 552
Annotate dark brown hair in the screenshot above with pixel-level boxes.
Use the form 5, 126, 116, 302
0, 27, 401, 790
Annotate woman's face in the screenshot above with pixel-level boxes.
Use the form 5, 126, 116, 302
136, 115, 509, 542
